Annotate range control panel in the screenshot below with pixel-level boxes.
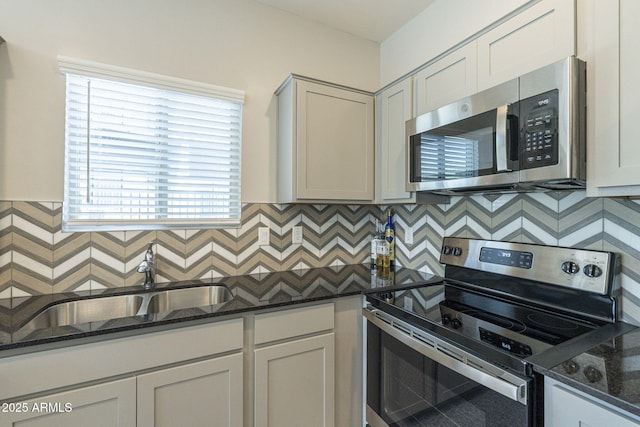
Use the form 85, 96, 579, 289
479, 328, 533, 357
479, 247, 533, 269
440, 237, 617, 295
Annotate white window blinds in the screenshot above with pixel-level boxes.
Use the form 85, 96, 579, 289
59, 57, 244, 231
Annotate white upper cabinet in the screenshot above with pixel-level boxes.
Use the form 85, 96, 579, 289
476, 0, 576, 91
583, 0, 640, 196
276, 76, 375, 203
375, 43, 477, 205
375, 77, 415, 203
277, 0, 577, 205
374, 0, 574, 205
414, 42, 478, 116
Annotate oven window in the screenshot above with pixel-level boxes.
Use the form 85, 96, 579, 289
369, 327, 528, 426
410, 110, 496, 182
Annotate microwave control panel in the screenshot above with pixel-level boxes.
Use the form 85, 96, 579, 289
520, 89, 559, 169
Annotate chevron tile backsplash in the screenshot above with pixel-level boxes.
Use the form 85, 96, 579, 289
2, 191, 640, 324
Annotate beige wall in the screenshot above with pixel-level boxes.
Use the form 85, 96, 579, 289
379, 0, 531, 86
0, 0, 379, 203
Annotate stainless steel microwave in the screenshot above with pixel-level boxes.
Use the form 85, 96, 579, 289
406, 56, 586, 194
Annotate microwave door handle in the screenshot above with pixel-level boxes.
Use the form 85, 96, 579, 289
495, 105, 512, 172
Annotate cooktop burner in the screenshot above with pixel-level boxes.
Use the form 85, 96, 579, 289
527, 312, 581, 331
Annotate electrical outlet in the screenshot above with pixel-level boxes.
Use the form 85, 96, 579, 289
258, 227, 270, 246
292, 226, 303, 244
405, 226, 414, 245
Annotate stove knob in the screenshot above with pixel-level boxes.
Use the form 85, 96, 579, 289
443, 246, 453, 255
584, 365, 603, 383
453, 247, 463, 256
583, 264, 603, 278
450, 318, 462, 329
441, 314, 451, 325
562, 359, 580, 375
561, 261, 580, 275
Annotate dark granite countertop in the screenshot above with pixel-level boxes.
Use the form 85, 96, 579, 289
0, 264, 439, 356
530, 321, 640, 418
8, 263, 640, 418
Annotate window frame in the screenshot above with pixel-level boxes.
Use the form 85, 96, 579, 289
58, 56, 245, 231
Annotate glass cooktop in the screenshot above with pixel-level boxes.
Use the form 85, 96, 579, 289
367, 281, 604, 360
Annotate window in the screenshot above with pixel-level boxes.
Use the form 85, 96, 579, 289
59, 56, 244, 231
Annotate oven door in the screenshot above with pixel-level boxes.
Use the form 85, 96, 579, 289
406, 79, 520, 193
364, 306, 534, 427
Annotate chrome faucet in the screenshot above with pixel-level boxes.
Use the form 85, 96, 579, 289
136, 243, 156, 288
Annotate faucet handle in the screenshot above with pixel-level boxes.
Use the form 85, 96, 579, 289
145, 243, 155, 264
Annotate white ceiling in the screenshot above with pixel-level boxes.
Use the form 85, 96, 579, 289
254, 0, 436, 42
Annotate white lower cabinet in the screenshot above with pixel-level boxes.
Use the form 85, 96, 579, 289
0, 318, 244, 427
0, 378, 136, 427
254, 333, 335, 427
545, 377, 640, 427
333, 295, 364, 427
253, 303, 336, 427
137, 354, 243, 427
0, 300, 360, 427
1, 355, 242, 427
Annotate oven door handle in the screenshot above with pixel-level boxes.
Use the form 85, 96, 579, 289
363, 306, 529, 405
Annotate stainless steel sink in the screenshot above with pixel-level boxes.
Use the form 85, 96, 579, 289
18, 284, 234, 333
147, 285, 233, 313
21, 294, 145, 330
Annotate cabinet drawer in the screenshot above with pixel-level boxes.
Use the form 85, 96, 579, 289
254, 303, 334, 345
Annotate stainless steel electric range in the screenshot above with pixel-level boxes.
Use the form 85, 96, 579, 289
364, 237, 622, 427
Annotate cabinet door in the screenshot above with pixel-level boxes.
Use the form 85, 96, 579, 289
333, 295, 364, 427
545, 379, 640, 427
296, 80, 374, 201
254, 332, 335, 427
414, 42, 477, 116
137, 353, 243, 427
586, 0, 640, 196
477, 0, 575, 91
0, 378, 136, 427
376, 78, 415, 203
